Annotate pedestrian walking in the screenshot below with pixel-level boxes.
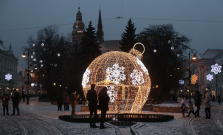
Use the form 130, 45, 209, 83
87, 84, 98, 128
194, 91, 202, 117
56, 94, 63, 111
11, 90, 21, 115
71, 91, 79, 114
26, 93, 30, 105
22, 93, 26, 102
204, 92, 211, 119
0, 93, 10, 115
98, 87, 110, 129
212, 95, 215, 102
63, 94, 70, 111
187, 100, 196, 118
218, 95, 221, 104
180, 99, 186, 118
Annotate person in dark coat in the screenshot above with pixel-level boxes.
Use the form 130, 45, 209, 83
212, 95, 215, 102
0, 93, 10, 115
194, 91, 202, 117
71, 91, 79, 114
98, 87, 110, 129
64, 94, 70, 111
11, 90, 21, 115
22, 93, 26, 102
218, 95, 221, 104
204, 92, 211, 119
56, 94, 63, 111
187, 100, 196, 118
87, 84, 98, 128
180, 99, 186, 118
26, 93, 30, 105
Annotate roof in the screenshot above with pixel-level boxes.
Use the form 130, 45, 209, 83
201, 49, 223, 59
101, 40, 120, 53
0, 44, 5, 51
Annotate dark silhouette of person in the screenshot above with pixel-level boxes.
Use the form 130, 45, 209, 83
218, 95, 221, 104
187, 100, 196, 118
22, 92, 26, 102
0, 93, 10, 115
212, 95, 215, 102
71, 91, 79, 114
26, 93, 30, 105
87, 84, 98, 128
204, 92, 211, 119
56, 94, 63, 111
64, 94, 70, 111
181, 99, 186, 118
98, 87, 110, 129
194, 91, 202, 117
11, 90, 21, 115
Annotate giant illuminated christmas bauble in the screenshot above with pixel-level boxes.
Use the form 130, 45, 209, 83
82, 51, 151, 113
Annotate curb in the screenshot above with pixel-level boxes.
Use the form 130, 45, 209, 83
130, 123, 145, 135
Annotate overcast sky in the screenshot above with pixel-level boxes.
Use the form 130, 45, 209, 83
0, 0, 223, 65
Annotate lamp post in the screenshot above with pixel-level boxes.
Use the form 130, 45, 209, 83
21, 47, 31, 104
188, 50, 197, 99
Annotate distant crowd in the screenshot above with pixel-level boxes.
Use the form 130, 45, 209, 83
181, 90, 221, 119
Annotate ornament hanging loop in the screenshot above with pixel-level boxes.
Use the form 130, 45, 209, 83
129, 42, 145, 60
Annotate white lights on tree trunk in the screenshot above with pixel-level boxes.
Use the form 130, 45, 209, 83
206, 74, 213, 81
168, 40, 171, 44
5, 73, 12, 81
31, 83, 35, 87
153, 49, 157, 53
211, 63, 222, 74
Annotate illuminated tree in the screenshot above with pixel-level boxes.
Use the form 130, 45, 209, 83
27, 25, 69, 99
139, 24, 190, 101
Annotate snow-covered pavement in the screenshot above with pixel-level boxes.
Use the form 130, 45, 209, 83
0, 98, 222, 135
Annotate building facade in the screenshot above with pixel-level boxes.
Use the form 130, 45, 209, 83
192, 49, 223, 98
0, 43, 18, 95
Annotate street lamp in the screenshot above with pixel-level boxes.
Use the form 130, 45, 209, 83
21, 47, 31, 105
21, 47, 30, 85
188, 50, 197, 99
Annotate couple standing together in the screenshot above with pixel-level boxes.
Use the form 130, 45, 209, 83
87, 84, 110, 129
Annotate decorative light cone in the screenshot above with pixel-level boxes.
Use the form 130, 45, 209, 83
82, 51, 151, 113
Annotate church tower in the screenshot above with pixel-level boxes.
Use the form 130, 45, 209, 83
96, 8, 104, 46
72, 6, 85, 44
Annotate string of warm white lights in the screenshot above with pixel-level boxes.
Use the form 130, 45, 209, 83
82, 51, 151, 113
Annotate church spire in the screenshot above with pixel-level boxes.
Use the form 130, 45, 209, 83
9, 42, 12, 50
72, 6, 85, 44
76, 6, 82, 21
97, 8, 104, 45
